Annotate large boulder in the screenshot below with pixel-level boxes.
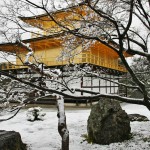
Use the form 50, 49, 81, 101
87, 99, 131, 144
0, 130, 26, 150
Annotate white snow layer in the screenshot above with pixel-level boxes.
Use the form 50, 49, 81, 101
0, 103, 150, 150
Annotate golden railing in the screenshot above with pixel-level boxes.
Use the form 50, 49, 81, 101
42, 54, 127, 72
0, 54, 127, 72
76, 54, 127, 72
0, 62, 27, 70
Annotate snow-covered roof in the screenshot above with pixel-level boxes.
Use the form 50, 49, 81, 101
18, 2, 85, 21
0, 31, 64, 53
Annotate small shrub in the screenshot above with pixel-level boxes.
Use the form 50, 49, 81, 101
81, 134, 93, 144
26, 107, 46, 121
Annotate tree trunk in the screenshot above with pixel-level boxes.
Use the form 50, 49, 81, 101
57, 96, 69, 150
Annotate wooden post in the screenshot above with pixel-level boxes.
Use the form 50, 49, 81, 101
81, 76, 83, 95
110, 74, 111, 94
125, 73, 128, 97
57, 96, 69, 150
91, 76, 93, 91
118, 76, 120, 95
105, 74, 107, 93
99, 77, 100, 92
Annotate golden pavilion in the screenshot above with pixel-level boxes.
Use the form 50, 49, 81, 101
0, 3, 131, 97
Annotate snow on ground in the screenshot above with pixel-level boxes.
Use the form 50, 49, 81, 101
0, 103, 150, 150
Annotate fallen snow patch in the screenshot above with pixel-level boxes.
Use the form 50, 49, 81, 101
0, 103, 150, 150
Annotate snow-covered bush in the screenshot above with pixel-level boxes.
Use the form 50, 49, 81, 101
26, 107, 46, 121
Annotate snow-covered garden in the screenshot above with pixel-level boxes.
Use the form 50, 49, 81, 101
1, 103, 150, 150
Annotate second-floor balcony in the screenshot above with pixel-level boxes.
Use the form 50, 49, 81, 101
0, 53, 127, 72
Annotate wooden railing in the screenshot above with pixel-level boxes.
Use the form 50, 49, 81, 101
0, 62, 27, 70
42, 54, 127, 72
0, 54, 127, 72
78, 54, 127, 72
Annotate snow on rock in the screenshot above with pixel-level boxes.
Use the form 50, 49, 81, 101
0, 104, 150, 150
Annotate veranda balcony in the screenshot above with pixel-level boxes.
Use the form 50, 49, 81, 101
0, 53, 127, 72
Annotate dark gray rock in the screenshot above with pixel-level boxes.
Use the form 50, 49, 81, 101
128, 114, 149, 122
0, 130, 26, 150
87, 99, 131, 145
